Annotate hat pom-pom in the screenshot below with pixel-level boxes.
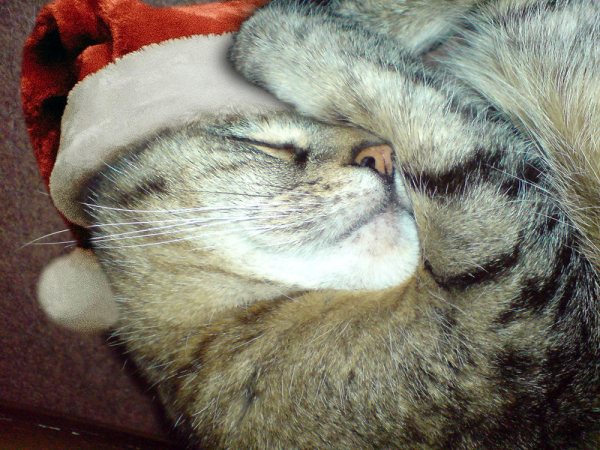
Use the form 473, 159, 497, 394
37, 248, 118, 333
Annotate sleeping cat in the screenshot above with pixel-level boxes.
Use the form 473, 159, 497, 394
87, 0, 600, 448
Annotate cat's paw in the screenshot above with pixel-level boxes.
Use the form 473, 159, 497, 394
230, 3, 324, 103
230, 3, 378, 121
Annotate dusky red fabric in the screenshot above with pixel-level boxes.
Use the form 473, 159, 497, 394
21, 0, 267, 191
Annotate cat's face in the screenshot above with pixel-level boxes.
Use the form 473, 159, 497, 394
87, 113, 419, 293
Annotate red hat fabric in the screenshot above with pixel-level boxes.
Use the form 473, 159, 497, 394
22, 0, 266, 191
22, 0, 288, 230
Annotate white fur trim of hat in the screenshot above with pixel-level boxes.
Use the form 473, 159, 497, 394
39, 33, 287, 332
52, 33, 287, 227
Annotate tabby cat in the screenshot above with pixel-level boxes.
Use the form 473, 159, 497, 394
86, 0, 600, 448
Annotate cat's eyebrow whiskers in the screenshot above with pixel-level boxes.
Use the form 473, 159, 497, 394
29, 198, 328, 248
85, 201, 321, 216
92, 205, 312, 234
96, 225, 272, 249
91, 218, 217, 242
91, 217, 222, 228
19, 228, 76, 250
95, 213, 326, 249
177, 184, 320, 197
21, 239, 78, 247
93, 213, 303, 247
175, 189, 284, 198
84, 203, 268, 214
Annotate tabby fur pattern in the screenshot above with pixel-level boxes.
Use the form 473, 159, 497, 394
87, 0, 600, 447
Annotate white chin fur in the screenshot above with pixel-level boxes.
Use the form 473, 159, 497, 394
237, 209, 420, 291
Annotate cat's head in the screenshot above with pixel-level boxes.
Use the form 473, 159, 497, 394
85, 112, 420, 298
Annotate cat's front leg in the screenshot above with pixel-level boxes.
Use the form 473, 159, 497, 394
286, 0, 480, 53
231, 2, 394, 126
231, 2, 482, 170
232, 3, 448, 143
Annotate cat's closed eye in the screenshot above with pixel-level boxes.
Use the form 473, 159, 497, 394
226, 136, 309, 163
225, 132, 395, 178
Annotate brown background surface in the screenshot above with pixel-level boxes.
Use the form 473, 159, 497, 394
0, 0, 206, 440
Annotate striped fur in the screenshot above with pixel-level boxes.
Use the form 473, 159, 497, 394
89, 0, 600, 447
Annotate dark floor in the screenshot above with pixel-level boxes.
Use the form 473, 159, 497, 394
0, 0, 200, 437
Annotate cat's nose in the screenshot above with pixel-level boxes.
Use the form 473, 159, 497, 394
354, 144, 394, 177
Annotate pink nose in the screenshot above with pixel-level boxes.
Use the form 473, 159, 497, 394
354, 144, 394, 176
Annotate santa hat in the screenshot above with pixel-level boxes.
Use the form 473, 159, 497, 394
22, 0, 287, 332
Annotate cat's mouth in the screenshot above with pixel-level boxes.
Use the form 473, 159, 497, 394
334, 182, 414, 247
346, 202, 412, 254
223, 185, 419, 291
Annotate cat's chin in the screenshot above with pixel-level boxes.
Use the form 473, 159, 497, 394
235, 206, 421, 291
